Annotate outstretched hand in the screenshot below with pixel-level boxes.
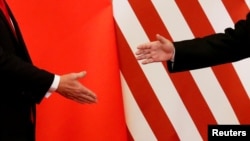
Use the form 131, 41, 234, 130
135, 34, 175, 64
56, 71, 97, 104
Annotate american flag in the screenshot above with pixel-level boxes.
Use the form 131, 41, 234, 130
113, 0, 250, 141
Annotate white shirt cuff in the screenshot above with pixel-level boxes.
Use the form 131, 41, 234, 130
170, 48, 175, 62
45, 75, 60, 98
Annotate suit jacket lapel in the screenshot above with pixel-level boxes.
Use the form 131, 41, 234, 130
4, 2, 33, 63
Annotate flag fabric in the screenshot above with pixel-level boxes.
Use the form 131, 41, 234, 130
7, 0, 127, 141
113, 0, 250, 141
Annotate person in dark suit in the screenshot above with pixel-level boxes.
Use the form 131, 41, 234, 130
135, 12, 250, 72
0, 0, 97, 140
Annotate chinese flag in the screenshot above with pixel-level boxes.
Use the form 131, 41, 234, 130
7, 0, 127, 141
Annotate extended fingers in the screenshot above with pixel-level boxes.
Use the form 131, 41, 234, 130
137, 52, 153, 59
141, 58, 153, 64
78, 94, 97, 104
81, 87, 97, 102
73, 91, 97, 104
136, 46, 152, 55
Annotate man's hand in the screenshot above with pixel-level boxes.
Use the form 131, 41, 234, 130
56, 71, 97, 104
135, 34, 175, 64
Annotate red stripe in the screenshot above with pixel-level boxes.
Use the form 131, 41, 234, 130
222, 0, 249, 22
175, 0, 214, 37
212, 65, 250, 123
130, 0, 219, 139
115, 23, 180, 141
128, 0, 170, 39
126, 125, 134, 141
129, 0, 218, 140
173, 1, 220, 140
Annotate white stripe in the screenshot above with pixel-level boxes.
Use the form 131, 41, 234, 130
155, 0, 239, 124
233, 59, 250, 98
245, 0, 250, 8
114, 0, 202, 140
199, 0, 234, 32
191, 69, 239, 124
120, 73, 157, 141
151, 0, 194, 41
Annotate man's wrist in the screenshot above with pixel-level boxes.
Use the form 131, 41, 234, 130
45, 74, 60, 98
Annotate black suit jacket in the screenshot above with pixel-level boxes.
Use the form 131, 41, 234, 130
168, 12, 250, 73
0, 1, 54, 140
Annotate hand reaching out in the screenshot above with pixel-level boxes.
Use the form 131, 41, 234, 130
56, 71, 97, 104
135, 34, 175, 64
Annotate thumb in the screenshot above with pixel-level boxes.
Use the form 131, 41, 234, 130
75, 71, 87, 79
156, 34, 167, 44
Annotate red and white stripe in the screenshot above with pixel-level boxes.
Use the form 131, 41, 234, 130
113, 0, 250, 141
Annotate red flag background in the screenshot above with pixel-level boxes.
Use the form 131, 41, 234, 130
114, 0, 250, 141
7, 0, 127, 141
5, 0, 250, 141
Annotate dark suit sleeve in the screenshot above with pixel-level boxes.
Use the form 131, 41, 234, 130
0, 47, 54, 103
168, 12, 250, 72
